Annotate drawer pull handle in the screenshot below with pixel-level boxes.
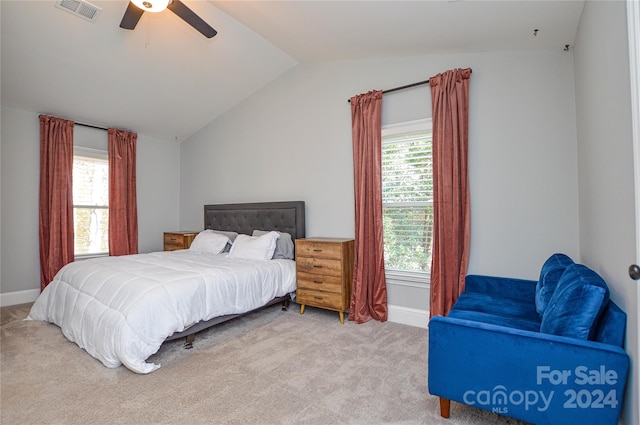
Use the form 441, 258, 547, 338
314, 296, 323, 300
314, 280, 323, 284
313, 265, 323, 268
170, 238, 177, 241
313, 249, 322, 252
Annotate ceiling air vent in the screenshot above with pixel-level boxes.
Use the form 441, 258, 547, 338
55, 0, 102, 23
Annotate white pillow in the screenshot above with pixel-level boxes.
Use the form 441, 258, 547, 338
228, 231, 280, 260
189, 230, 230, 254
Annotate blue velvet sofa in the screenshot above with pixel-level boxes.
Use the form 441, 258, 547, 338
428, 254, 629, 425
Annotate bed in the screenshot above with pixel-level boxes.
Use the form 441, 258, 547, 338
27, 201, 305, 374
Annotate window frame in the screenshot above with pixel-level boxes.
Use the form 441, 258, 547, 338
381, 118, 433, 287
73, 146, 109, 259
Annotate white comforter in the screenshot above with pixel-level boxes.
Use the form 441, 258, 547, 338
27, 250, 296, 374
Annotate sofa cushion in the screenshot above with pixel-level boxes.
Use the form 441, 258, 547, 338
540, 264, 609, 340
535, 253, 574, 316
452, 292, 540, 324
447, 309, 540, 332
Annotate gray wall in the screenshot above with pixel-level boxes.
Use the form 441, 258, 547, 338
0, 106, 181, 299
573, 1, 638, 424
179, 49, 580, 312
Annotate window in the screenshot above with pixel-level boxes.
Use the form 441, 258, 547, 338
382, 119, 433, 280
73, 148, 109, 257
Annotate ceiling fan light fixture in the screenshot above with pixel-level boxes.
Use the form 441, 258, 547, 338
131, 0, 170, 13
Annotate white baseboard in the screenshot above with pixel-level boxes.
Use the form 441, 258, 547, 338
0, 289, 40, 307
387, 304, 429, 329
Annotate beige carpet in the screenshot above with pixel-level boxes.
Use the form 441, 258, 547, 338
1, 302, 527, 425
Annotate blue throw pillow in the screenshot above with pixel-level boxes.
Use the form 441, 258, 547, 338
540, 264, 610, 340
535, 253, 574, 316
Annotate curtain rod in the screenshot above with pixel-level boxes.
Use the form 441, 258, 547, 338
382, 78, 431, 95
75, 121, 135, 134
76, 121, 108, 131
347, 69, 472, 103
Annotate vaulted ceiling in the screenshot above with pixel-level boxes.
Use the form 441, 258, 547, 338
1, 0, 585, 142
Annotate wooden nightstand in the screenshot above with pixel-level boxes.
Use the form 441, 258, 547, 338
164, 231, 198, 251
295, 237, 354, 324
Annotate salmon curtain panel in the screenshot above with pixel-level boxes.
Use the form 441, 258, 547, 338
429, 68, 472, 318
39, 115, 75, 291
349, 90, 388, 324
108, 128, 138, 256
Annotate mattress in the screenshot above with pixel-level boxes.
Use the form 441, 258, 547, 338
27, 250, 296, 373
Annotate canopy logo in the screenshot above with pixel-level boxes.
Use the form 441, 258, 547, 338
463, 386, 553, 414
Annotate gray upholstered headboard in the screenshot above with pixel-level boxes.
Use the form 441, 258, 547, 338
204, 201, 306, 241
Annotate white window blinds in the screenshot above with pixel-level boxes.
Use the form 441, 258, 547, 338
382, 122, 433, 274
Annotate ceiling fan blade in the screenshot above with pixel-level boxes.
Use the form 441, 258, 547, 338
120, 2, 144, 30
167, 0, 217, 38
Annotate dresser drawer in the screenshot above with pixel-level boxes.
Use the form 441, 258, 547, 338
296, 272, 343, 294
295, 241, 343, 259
297, 289, 344, 311
296, 257, 343, 277
164, 233, 181, 248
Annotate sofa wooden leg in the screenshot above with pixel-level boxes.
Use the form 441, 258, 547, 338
439, 397, 451, 418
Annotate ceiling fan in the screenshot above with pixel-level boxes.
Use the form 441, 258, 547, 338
120, 0, 217, 38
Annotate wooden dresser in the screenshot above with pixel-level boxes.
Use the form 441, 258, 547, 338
163, 231, 198, 251
295, 237, 354, 324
